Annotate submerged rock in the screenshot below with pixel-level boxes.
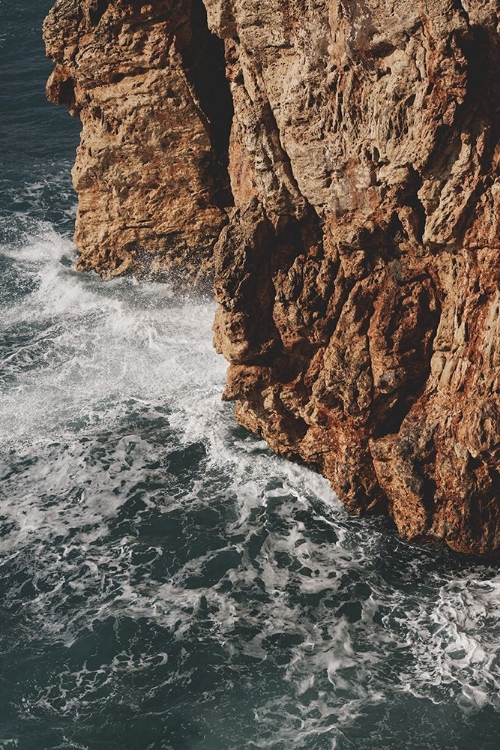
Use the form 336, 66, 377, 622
45, 0, 500, 555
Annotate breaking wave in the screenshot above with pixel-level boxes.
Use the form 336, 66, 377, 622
1, 226, 500, 750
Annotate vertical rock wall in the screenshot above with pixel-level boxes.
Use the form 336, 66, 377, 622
43, 0, 233, 284
208, 0, 500, 555
45, 0, 500, 555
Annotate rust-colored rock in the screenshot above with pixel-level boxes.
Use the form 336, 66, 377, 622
209, 0, 500, 556
43, 0, 233, 285
45, 0, 500, 555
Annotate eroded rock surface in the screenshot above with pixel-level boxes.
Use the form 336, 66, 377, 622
45, 0, 500, 555
210, 0, 500, 555
43, 0, 233, 284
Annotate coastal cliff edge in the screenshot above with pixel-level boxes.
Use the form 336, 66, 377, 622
44, 0, 500, 555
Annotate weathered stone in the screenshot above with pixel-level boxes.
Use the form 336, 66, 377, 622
45, 0, 500, 555
43, 0, 233, 285
209, 0, 500, 555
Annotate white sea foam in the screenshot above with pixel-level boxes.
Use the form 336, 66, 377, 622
0, 231, 227, 446
1, 230, 500, 748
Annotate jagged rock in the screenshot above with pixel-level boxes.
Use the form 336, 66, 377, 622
45, 0, 500, 555
43, 0, 233, 285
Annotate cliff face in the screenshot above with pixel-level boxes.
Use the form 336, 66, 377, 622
45, 0, 500, 555
43, 0, 233, 284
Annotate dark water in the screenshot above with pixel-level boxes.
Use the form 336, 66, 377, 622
1, 3, 500, 749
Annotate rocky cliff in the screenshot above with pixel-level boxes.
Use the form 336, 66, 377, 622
43, 0, 233, 284
44, 0, 500, 556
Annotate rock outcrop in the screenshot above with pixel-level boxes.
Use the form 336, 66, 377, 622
43, 0, 233, 284
45, 0, 500, 556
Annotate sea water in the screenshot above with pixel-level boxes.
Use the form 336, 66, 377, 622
1, 2, 500, 748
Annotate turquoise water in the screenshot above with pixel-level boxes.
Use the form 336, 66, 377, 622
1, 3, 500, 748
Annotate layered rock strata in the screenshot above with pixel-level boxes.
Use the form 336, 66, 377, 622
45, 0, 500, 555
43, 0, 233, 284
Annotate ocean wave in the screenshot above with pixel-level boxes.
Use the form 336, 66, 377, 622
1, 226, 500, 748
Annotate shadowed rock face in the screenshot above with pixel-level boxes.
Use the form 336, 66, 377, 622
45, 0, 500, 555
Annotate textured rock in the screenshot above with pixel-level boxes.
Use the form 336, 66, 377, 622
45, 0, 500, 555
209, 0, 500, 555
43, 0, 233, 284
